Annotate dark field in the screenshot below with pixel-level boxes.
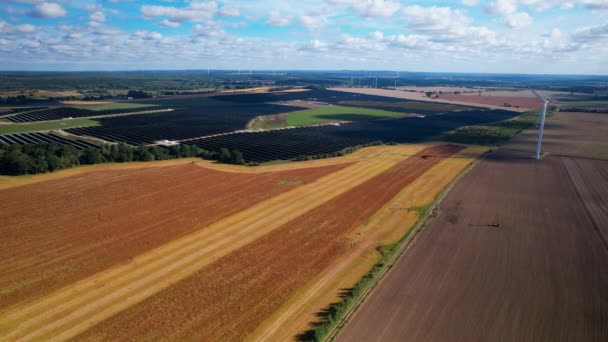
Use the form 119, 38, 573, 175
338, 113, 608, 342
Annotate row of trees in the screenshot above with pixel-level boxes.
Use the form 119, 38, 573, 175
294, 141, 385, 161
0, 142, 246, 176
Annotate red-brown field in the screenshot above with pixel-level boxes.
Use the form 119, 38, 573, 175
338, 113, 608, 341
439, 93, 542, 109
0, 163, 347, 310
72, 144, 463, 341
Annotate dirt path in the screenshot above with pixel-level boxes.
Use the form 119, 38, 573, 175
0, 145, 425, 341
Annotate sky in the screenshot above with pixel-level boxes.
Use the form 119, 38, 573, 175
0, 0, 607, 74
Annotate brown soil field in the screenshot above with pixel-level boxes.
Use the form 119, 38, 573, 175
72, 144, 463, 341
506, 111, 608, 160
339, 151, 608, 340
1, 145, 424, 341
330, 87, 527, 112
439, 93, 542, 109
0, 163, 347, 310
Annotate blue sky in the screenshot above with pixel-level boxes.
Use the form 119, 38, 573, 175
1, 0, 607, 74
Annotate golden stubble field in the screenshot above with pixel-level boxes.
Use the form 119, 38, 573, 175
0, 143, 486, 341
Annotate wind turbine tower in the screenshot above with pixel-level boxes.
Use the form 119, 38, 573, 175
532, 90, 549, 160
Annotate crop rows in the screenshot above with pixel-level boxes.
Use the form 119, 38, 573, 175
5, 106, 165, 122
0, 132, 98, 149
66, 104, 301, 145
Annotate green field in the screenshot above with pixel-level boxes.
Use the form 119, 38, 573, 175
0, 118, 99, 135
71, 103, 158, 111
286, 105, 407, 127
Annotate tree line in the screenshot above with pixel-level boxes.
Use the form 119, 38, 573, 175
0, 142, 247, 176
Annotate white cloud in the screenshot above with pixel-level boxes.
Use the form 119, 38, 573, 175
299, 15, 325, 30
16, 24, 36, 33
266, 11, 291, 26
141, 1, 219, 22
571, 23, 608, 43
90, 11, 106, 23
328, 0, 401, 17
219, 5, 240, 17
300, 39, 329, 52
486, 0, 518, 15
158, 19, 180, 28
402, 6, 472, 34
504, 11, 533, 28
462, 0, 480, 6
29, 2, 67, 19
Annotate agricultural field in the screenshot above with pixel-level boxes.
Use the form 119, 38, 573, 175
0, 143, 481, 341
331, 87, 531, 112
338, 111, 608, 342
438, 93, 541, 109
506, 111, 608, 159
286, 105, 407, 127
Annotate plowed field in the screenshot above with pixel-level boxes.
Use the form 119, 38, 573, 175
440, 94, 541, 109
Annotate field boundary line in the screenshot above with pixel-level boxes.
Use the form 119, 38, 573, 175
323, 145, 491, 342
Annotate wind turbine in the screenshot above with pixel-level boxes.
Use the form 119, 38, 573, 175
532, 89, 550, 160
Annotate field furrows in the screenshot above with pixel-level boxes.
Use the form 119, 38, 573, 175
0, 163, 347, 309
73, 144, 463, 341
0, 146, 425, 341
248, 146, 485, 341
337, 152, 608, 342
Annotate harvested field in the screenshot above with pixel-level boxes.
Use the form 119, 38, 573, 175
73, 144, 463, 341
439, 93, 541, 109
339, 120, 608, 341
250, 146, 487, 342
0, 162, 347, 310
330, 87, 526, 112
1, 145, 428, 341
506, 111, 608, 159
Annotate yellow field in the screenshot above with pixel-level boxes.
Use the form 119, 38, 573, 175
248, 146, 487, 341
0, 143, 485, 341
